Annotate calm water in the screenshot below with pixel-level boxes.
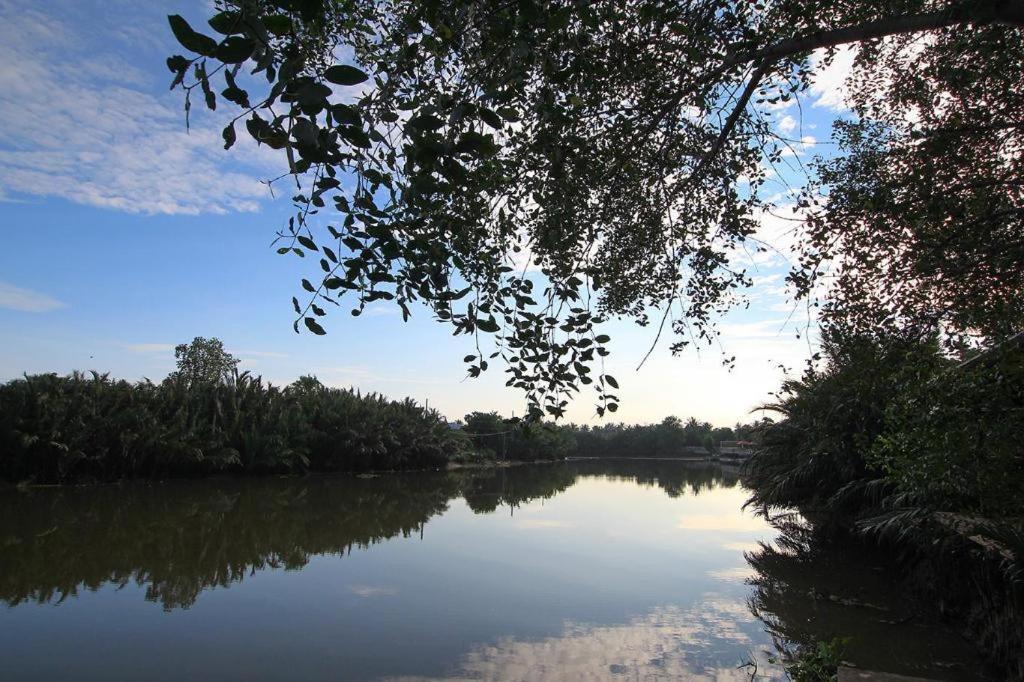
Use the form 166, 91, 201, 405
1, 460, 988, 680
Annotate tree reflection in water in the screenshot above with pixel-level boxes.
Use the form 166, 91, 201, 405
0, 461, 737, 611
745, 514, 992, 680
0, 460, 995, 679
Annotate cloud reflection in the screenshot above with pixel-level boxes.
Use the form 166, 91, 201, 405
348, 584, 398, 598
391, 599, 784, 681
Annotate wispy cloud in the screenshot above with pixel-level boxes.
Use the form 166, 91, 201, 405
0, 0, 279, 215
0, 281, 65, 312
322, 365, 445, 386
515, 519, 575, 530
124, 343, 174, 353
231, 349, 289, 359
348, 584, 398, 598
810, 46, 855, 111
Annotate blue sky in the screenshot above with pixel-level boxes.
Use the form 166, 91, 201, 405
0, 0, 854, 426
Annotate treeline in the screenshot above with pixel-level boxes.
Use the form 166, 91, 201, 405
0, 368, 479, 483
563, 416, 765, 458
743, 328, 1024, 674
459, 411, 576, 461
455, 412, 765, 460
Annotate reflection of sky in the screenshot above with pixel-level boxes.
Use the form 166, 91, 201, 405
393, 600, 784, 681
0, 471, 780, 680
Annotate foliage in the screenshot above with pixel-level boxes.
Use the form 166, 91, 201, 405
742, 329, 1024, 674
775, 638, 845, 682
869, 335, 1024, 516
796, 21, 1024, 343
171, 336, 240, 386
742, 328, 945, 519
566, 416, 764, 458
0, 371, 465, 483
461, 411, 575, 461
164, 0, 1024, 416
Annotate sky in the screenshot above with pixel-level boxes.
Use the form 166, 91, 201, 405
0, 0, 855, 426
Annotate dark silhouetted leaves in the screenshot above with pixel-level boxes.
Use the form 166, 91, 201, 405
168, 15, 217, 57
324, 65, 368, 86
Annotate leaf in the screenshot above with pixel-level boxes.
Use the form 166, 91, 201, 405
455, 131, 498, 157
168, 15, 218, 57
331, 103, 362, 126
605, 375, 619, 389
304, 317, 327, 335
166, 54, 189, 73
595, 334, 610, 343
167, 55, 189, 89
207, 11, 240, 35
339, 126, 371, 149
222, 122, 236, 149
408, 114, 444, 131
216, 36, 255, 63
324, 64, 369, 86
297, 236, 318, 251
476, 317, 500, 333
262, 14, 292, 36
479, 107, 503, 129
497, 106, 521, 122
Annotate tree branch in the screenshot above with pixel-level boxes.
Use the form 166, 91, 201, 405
725, 0, 1024, 68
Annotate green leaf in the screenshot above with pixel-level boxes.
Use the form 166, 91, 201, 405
304, 317, 327, 335
324, 65, 369, 86
168, 15, 218, 57
595, 334, 610, 343
605, 375, 619, 389
297, 236, 318, 251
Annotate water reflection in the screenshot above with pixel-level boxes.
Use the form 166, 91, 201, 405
0, 461, 735, 611
0, 461, 990, 680
410, 601, 778, 681
1, 471, 459, 610
746, 516, 992, 680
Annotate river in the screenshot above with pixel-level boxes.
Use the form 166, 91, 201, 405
0, 460, 989, 680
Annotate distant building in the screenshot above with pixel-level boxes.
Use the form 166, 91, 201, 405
718, 440, 755, 459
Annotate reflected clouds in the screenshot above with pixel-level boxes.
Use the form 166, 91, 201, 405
394, 599, 783, 681
348, 584, 399, 598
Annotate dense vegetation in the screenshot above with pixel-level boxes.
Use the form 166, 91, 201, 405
742, 327, 1024, 674
0, 370, 469, 483
460, 410, 576, 461
1, 336, 765, 483
565, 416, 764, 458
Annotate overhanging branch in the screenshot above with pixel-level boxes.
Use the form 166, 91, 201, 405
725, 0, 1024, 68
